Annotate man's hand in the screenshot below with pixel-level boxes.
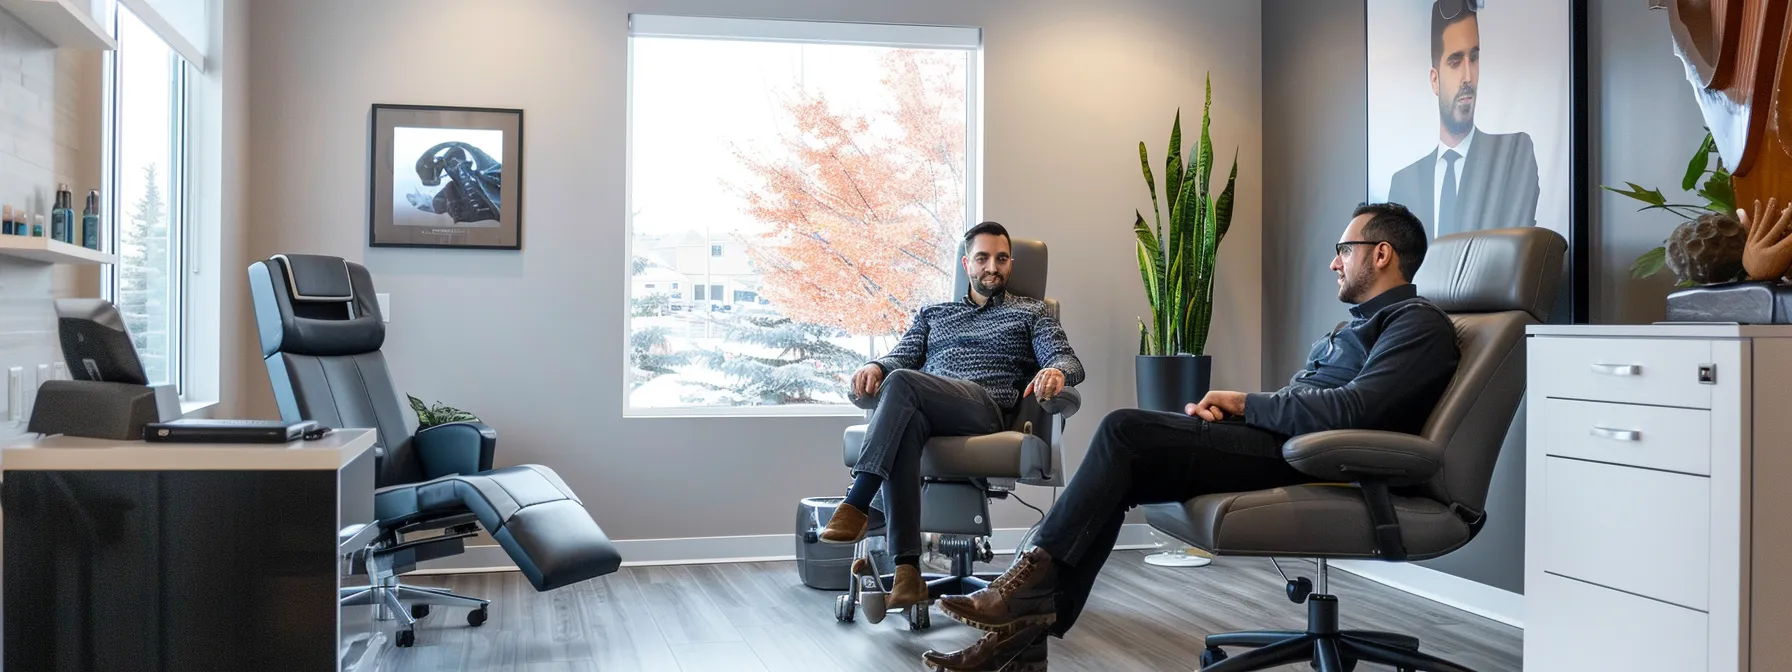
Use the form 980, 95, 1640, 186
853, 364, 886, 399
1024, 368, 1066, 400
1186, 391, 1247, 422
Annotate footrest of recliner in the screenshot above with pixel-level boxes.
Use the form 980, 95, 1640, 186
414, 465, 623, 591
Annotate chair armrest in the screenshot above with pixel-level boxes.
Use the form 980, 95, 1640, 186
1036, 387, 1081, 418
1281, 430, 1441, 487
414, 421, 497, 479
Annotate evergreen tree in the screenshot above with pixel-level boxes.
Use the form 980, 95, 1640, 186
117, 164, 169, 384
691, 315, 863, 405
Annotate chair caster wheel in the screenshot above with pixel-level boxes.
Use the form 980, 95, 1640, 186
467, 605, 488, 627
906, 604, 930, 630
1286, 577, 1313, 604
411, 604, 430, 620
1200, 647, 1227, 667
835, 594, 856, 623
863, 592, 887, 624
396, 629, 416, 648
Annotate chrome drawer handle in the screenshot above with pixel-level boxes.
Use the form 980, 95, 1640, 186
1589, 426, 1641, 442
1590, 363, 1641, 376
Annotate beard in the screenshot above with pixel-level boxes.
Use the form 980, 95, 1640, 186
1437, 83, 1476, 137
973, 272, 1007, 297
1336, 265, 1374, 304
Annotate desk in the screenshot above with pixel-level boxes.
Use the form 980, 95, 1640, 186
1525, 325, 1792, 671
2, 428, 377, 671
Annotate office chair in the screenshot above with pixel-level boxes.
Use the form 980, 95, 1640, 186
833, 238, 1081, 630
1143, 227, 1566, 672
249, 254, 623, 648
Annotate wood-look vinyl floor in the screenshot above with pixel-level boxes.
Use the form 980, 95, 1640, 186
342, 551, 1521, 671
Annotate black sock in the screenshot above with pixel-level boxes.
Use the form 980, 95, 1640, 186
895, 554, 919, 567
843, 472, 883, 511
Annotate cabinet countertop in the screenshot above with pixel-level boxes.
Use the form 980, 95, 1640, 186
0, 428, 376, 471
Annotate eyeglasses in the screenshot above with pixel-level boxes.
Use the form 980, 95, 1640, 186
1439, 0, 1482, 19
1334, 240, 1387, 257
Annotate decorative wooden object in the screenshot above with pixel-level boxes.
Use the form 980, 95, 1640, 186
1669, 0, 1792, 208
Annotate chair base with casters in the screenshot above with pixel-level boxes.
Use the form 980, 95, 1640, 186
1195, 558, 1471, 672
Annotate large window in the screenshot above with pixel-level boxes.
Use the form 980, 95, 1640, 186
626, 16, 981, 415
104, 5, 191, 389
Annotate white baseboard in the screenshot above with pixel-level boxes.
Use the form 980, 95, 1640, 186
411, 524, 1162, 574
1330, 560, 1524, 629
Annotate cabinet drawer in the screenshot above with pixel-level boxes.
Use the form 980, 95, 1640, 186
1539, 398, 1710, 475
1530, 336, 1713, 409
1526, 572, 1707, 672
1543, 457, 1709, 610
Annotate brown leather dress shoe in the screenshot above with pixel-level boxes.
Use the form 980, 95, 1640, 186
923, 623, 1049, 671
818, 502, 868, 544
938, 546, 1059, 633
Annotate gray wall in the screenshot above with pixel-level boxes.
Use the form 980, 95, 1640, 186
1262, 0, 1706, 595
239, 0, 1266, 542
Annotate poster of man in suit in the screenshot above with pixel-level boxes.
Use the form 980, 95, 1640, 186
1368, 0, 1569, 240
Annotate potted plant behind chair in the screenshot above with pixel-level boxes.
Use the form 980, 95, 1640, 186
1132, 75, 1239, 412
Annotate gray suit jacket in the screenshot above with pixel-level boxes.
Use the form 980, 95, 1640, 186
1386, 129, 1540, 237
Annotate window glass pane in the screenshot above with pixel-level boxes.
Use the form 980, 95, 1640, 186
628, 28, 972, 411
112, 7, 183, 387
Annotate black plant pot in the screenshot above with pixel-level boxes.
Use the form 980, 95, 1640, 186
1135, 355, 1212, 413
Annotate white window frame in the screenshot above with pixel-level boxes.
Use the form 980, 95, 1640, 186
100, 1, 195, 399
623, 15, 983, 418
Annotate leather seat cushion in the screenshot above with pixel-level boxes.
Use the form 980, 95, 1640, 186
1140, 484, 1472, 561
375, 464, 579, 528
842, 425, 1049, 480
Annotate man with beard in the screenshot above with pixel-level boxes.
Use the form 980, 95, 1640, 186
920, 203, 1459, 671
1386, 0, 1539, 237
817, 221, 1085, 616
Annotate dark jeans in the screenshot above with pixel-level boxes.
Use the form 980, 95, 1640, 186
1030, 408, 1323, 636
852, 369, 1006, 558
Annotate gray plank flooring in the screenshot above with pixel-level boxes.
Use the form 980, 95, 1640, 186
344, 551, 1521, 671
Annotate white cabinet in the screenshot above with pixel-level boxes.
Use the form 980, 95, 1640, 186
1525, 324, 1792, 671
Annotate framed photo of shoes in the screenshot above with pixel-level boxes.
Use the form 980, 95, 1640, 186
367, 104, 524, 250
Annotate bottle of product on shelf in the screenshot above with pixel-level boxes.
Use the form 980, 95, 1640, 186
51, 184, 71, 243
34, 213, 45, 237
82, 190, 100, 250
1, 204, 12, 236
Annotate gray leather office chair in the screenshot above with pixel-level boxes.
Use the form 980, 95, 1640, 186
833, 238, 1081, 630
1144, 228, 1566, 672
249, 254, 623, 648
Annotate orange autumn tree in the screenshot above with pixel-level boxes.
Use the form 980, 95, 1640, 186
731, 49, 968, 339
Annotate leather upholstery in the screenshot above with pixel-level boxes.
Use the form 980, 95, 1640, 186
249, 254, 621, 591
1281, 429, 1442, 486
1146, 227, 1566, 560
843, 427, 1055, 484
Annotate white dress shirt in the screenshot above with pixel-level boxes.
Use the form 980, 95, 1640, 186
1431, 127, 1477, 236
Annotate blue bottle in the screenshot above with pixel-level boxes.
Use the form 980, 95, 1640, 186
82, 190, 99, 249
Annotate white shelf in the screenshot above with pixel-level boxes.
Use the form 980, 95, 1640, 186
0, 0, 116, 51
0, 235, 115, 265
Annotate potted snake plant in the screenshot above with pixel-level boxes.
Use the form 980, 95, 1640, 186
1132, 75, 1238, 412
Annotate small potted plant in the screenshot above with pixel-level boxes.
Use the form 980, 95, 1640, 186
408, 394, 480, 429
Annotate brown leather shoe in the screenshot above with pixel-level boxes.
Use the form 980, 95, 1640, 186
818, 502, 868, 544
888, 564, 928, 610
923, 623, 1049, 671
938, 546, 1058, 632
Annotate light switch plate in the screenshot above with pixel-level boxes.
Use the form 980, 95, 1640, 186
52, 362, 67, 381
8, 366, 22, 422
377, 293, 391, 322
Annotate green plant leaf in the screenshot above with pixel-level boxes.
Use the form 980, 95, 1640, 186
1676, 279, 1698, 288
1133, 210, 1161, 323
1139, 142, 1160, 235
1699, 170, 1735, 215
1214, 153, 1238, 245
1629, 246, 1667, 279
1138, 318, 1149, 356
1683, 133, 1714, 192
1599, 182, 1668, 208
1165, 110, 1184, 235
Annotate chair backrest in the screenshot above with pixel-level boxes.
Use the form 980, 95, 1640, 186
1408, 227, 1565, 518
248, 254, 421, 487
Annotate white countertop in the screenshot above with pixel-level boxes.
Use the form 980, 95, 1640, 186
1, 428, 377, 471
1528, 323, 1792, 338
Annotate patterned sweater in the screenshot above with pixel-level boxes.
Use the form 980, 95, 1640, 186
872, 291, 1085, 409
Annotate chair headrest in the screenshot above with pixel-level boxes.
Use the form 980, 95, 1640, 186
1412, 227, 1566, 321
251, 254, 384, 357
951, 231, 1048, 300
273, 254, 354, 302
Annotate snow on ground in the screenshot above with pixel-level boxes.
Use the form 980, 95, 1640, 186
628, 314, 886, 408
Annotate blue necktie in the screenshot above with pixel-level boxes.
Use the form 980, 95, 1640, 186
1438, 149, 1461, 237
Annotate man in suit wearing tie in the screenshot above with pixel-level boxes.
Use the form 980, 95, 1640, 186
1386, 0, 1539, 237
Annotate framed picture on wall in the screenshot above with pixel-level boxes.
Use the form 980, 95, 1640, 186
1364, 0, 1589, 321
368, 104, 524, 250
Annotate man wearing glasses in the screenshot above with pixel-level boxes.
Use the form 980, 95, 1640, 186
922, 203, 1460, 672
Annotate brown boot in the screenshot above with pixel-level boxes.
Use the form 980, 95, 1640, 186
938, 546, 1058, 632
887, 564, 928, 610
818, 502, 868, 544
923, 623, 1050, 671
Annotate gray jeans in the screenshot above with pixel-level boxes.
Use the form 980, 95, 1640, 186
853, 369, 1006, 558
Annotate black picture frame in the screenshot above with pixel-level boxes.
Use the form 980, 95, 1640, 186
1362, 0, 1590, 323
367, 104, 524, 250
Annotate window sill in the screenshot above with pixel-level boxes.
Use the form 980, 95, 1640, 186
178, 399, 219, 419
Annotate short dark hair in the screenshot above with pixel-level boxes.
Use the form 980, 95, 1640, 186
1430, 0, 1478, 67
1353, 202, 1427, 281
964, 221, 1011, 249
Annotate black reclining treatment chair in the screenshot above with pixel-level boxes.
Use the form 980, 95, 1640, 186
1143, 227, 1566, 672
249, 254, 622, 647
